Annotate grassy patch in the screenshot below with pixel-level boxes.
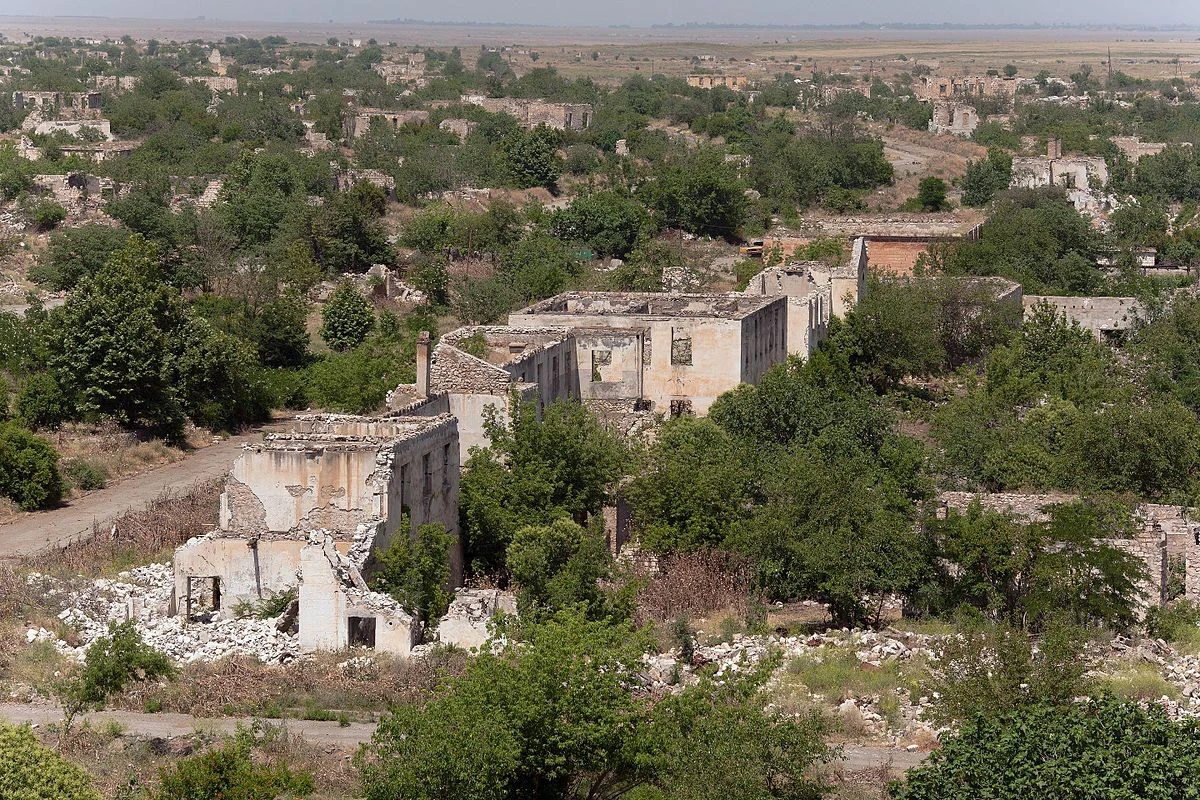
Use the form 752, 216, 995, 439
1099, 663, 1179, 701
782, 647, 925, 700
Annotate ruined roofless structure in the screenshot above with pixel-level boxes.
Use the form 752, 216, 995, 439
173, 414, 462, 654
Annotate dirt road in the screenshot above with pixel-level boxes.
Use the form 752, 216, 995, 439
0, 701, 933, 768
0, 702, 376, 749
0, 428, 271, 560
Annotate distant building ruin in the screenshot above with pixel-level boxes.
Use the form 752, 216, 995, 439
928, 102, 979, 137
687, 74, 749, 91
914, 75, 1019, 102
343, 108, 431, 140
1023, 295, 1143, 342
1011, 137, 1108, 193
458, 96, 592, 131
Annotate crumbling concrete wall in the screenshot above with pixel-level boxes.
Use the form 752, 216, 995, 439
1024, 295, 1143, 340
344, 109, 430, 140
831, 237, 868, 319
1011, 156, 1108, 192
928, 102, 979, 137
298, 535, 420, 655
176, 413, 464, 621
509, 293, 788, 416
31, 118, 113, 141
687, 75, 749, 91
438, 589, 516, 650
939, 492, 1200, 611
459, 96, 592, 130
576, 329, 644, 401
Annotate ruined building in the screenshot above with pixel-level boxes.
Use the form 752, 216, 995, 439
687, 75, 749, 91
914, 75, 1019, 102
928, 102, 979, 137
1011, 137, 1109, 193
940, 492, 1200, 611
343, 108, 431, 140
1023, 295, 1144, 342
459, 96, 593, 131
508, 292, 788, 417
173, 414, 462, 655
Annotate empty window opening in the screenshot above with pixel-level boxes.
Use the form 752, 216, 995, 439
442, 443, 452, 489
348, 616, 377, 648
399, 463, 409, 510
591, 349, 612, 382
187, 576, 221, 620
422, 453, 432, 498
670, 330, 693, 366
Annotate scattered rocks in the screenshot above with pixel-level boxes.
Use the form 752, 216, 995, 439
28, 564, 300, 665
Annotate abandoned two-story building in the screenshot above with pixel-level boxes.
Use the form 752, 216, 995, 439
172, 243, 870, 655
173, 414, 462, 655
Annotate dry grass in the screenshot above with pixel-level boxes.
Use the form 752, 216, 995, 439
28, 479, 221, 577
1098, 663, 1179, 701
116, 648, 468, 719
49, 722, 360, 800
634, 549, 754, 626
45, 421, 192, 494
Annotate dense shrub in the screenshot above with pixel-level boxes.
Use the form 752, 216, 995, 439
153, 726, 314, 800
0, 421, 62, 510
0, 722, 100, 800
893, 697, 1200, 800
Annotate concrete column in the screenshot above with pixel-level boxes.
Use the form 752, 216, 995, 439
416, 332, 431, 398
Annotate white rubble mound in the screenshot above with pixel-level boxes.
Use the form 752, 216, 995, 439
27, 564, 300, 665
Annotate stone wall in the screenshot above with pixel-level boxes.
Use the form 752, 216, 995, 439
939, 492, 1200, 610
1024, 295, 1143, 340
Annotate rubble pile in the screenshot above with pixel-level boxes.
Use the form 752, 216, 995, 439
640, 628, 943, 746
27, 564, 300, 665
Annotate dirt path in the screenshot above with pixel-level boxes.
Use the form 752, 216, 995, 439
0, 701, 934, 767
0, 426, 278, 560
0, 702, 376, 749
0, 296, 66, 316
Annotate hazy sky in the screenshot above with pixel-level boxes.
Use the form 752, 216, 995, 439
3, 0, 1199, 27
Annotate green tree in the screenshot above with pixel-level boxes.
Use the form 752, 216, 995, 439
0, 722, 100, 800
319, 282, 374, 351
499, 232, 578, 303
624, 417, 753, 554
304, 181, 395, 273
372, 523, 454, 628
501, 126, 562, 189
460, 399, 629, 577
924, 617, 1093, 726
59, 621, 174, 731
30, 224, 131, 291
153, 726, 314, 800
960, 149, 1013, 207
551, 190, 652, 258
730, 437, 931, 626
507, 518, 626, 622
942, 188, 1101, 294
893, 698, 1200, 800
48, 236, 190, 439
916, 176, 949, 211
926, 501, 1146, 629
0, 421, 62, 511
358, 610, 829, 800
641, 148, 748, 236
251, 291, 310, 368
173, 318, 272, 431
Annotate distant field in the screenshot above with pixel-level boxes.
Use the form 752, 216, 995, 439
1, 16, 1198, 83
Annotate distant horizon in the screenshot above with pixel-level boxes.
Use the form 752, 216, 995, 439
4, 15, 1200, 31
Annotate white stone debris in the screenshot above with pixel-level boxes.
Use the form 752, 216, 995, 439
28, 564, 300, 665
